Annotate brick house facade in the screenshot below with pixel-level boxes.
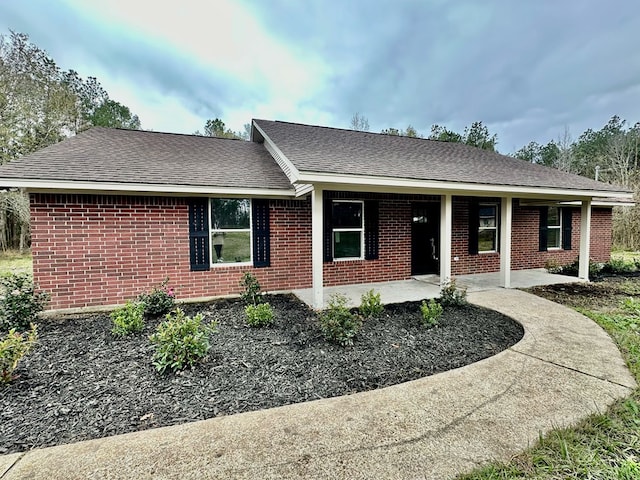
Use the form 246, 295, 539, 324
0, 120, 630, 311
31, 192, 613, 310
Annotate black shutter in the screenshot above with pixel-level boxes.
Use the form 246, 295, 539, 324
364, 200, 379, 260
323, 199, 333, 262
468, 198, 479, 255
252, 199, 270, 267
189, 198, 210, 271
562, 208, 572, 250
539, 207, 548, 252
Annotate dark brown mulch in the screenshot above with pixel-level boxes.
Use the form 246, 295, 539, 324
1, 294, 523, 454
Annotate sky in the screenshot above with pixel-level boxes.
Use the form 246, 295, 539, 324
1, 0, 639, 153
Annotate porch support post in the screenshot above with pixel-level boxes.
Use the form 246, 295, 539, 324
311, 186, 324, 309
579, 199, 592, 281
499, 196, 513, 288
440, 194, 452, 286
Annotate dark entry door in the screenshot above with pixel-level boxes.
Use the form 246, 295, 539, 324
411, 203, 440, 275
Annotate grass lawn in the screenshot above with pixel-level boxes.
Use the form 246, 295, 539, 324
459, 278, 640, 479
0, 250, 32, 275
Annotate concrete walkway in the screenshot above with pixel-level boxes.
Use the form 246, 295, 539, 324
293, 268, 581, 308
1, 289, 635, 480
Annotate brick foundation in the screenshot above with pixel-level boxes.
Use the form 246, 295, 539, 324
31, 193, 613, 310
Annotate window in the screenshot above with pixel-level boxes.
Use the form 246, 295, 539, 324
547, 206, 561, 249
478, 203, 498, 253
332, 200, 363, 259
210, 198, 251, 264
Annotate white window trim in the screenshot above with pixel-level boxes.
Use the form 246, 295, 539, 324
547, 206, 562, 250
209, 198, 253, 267
332, 200, 364, 261
478, 202, 498, 254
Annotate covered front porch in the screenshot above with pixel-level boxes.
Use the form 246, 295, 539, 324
294, 268, 582, 308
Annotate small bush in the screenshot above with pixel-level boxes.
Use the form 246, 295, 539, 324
0, 323, 37, 385
561, 258, 603, 277
420, 299, 443, 327
111, 301, 145, 337
603, 258, 636, 274
0, 273, 49, 333
319, 294, 362, 347
240, 272, 263, 305
245, 302, 275, 327
544, 258, 563, 274
150, 308, 216, 373
359, 289, 384, 318
138, 277, 175, 317
439, 278, 467, 307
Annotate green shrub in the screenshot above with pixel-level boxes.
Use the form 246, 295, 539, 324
420, 299, 443, 327
0, 323, 37, 385
245, 302, 275, 327
359, 289, 384, 318
240, 272, 263, 305
0, 273, 49, 332
319, 294, 362, 347
111, 301, 145, 337
439, 278, 467, 307
138, 277, 175, 317
561, 258, 603, 277
149, 308, 216, 373
603, 258, 636, 274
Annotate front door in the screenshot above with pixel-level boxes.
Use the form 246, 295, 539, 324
411, 203, 440, 275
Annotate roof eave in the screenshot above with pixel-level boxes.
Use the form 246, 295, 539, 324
0, 179, 297, 198
295, 172, 632, 200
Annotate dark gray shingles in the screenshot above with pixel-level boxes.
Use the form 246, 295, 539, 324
0, 127, 293, 191
254, 120, 627, 193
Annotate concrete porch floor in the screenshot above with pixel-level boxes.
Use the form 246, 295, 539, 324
292, 268, 584, 308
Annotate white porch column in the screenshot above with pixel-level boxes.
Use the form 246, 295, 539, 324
311, 186, 324, 309
440, 194, 452, 286
579, 199, 592, 281
499, 196, 513, 288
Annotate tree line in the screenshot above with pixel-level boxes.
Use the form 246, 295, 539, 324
0, 31, 141, 251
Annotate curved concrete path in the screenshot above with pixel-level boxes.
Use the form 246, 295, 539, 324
1, 289, 636, 480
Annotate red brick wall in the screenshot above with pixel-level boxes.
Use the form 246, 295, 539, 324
31, 194, 312, 310
31, 193, 613, 310
451, 197, 612, 275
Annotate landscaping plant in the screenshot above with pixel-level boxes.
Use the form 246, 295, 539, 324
0, 272, 49, 332
0, 323, 37, 385
439, 278, 467, 307
149, 308, 216, 373
319, 293, 362, 346
138, 277, 175, 317
245, 302, 275, 327
110, 301, 146, 337
420, 299, 443, 327
359, 289, 384, 318
239, 272, 263, 305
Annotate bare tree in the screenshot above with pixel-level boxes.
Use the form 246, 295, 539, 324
350, 112, 370, 132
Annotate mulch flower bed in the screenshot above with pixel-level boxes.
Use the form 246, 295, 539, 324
1, 294, 523, 454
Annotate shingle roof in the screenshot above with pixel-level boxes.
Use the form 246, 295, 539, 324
254, 120, 627, 194
0, 127, 293, 191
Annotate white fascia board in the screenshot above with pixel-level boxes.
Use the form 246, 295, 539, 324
520, 199, 636, 208
0, 178, 297, 198
294, 172, 633, 200
252, 122, 300, 183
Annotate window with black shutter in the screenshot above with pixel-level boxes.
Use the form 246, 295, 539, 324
323, 198, 379, 261
189, 198, 210, 271
539, 206, 572, 251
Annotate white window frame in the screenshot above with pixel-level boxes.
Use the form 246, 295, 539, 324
332, 200, 364, 261
209, 198, 253, 267
478, 202, 498, 254
547, 206, 562, 250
